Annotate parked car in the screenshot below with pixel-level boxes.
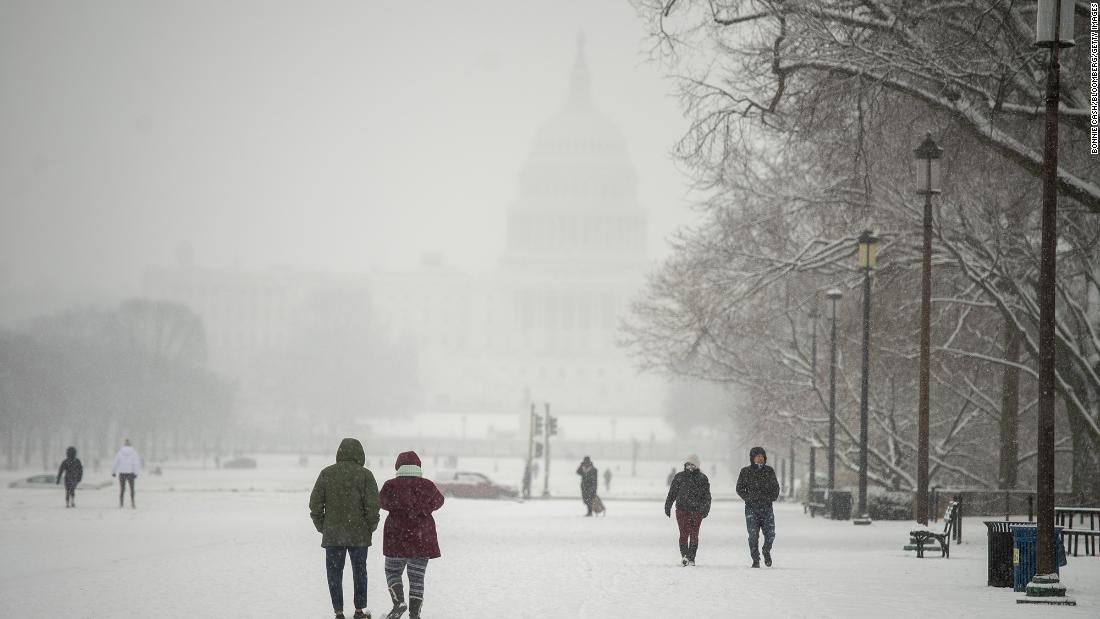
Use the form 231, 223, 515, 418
221, 456, 257, 469
432, 471, 518, 499
8, 474, 113, 489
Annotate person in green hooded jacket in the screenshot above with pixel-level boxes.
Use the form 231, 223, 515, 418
310, 438, 381, 619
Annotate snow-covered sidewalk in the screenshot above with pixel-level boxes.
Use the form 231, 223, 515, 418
2, 471, 1097, 618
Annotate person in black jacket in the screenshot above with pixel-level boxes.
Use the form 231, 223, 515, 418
735, 446, 780, 567
56, 446, 84, 508
664, 454, 712, 566
576, 456, 598, 516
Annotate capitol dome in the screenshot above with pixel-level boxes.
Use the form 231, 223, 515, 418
504, 36, 647, 273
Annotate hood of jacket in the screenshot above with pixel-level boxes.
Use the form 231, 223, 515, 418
66, 446, 77, 458
394, 451, 421, 469
749, 446, 768, 465
335, 438, 365, 466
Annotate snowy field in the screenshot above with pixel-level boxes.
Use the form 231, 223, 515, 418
2, 455, 1098, 618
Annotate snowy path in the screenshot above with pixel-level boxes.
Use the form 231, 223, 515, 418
2, 476, 1098, 617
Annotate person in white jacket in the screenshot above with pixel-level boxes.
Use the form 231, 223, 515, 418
112, 439, 141, 508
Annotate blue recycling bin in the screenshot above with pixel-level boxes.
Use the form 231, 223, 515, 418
1010, 525, 1067, 592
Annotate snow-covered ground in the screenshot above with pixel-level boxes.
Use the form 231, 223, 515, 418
2, 455, 1096, 618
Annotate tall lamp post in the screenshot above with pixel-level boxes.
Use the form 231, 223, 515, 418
913, 132, 943, 527
1020, 0, 1075, 605
855, 230, 877, 525
826, 287, 842, 492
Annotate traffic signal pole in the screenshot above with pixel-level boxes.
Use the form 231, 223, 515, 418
525, 404, 536, 499
542, 403, 552, 497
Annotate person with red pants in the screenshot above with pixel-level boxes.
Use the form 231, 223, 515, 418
664, 454, 712, 566
379, 451, 444, 619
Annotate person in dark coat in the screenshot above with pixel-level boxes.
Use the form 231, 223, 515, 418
309, 438, 381, 619
379, 451, 444, 619
664, 454, 712, 566
521, 461, 532, 500
735, 446, 781, 568
576, 456, 598, 516
56, 446, 83, 508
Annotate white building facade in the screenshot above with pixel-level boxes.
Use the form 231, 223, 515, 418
143, 43, 668, 442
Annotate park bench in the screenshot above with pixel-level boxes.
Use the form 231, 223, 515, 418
1056, 506, 1100, 557
805, 499, 828, 517
909, 500, 959, 558
1062, 530, 1100, 557
803, 488, 827, 517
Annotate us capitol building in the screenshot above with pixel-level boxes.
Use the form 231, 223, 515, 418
142, 42, 669, 446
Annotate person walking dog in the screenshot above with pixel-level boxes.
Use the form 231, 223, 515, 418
379, 451, 444, 619
310, 438, 381, 619
576, 456, 599, 516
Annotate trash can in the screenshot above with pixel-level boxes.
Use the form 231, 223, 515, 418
1010, 524, 1068, 592
829, 491, 852, 521
985, 521, 1022, 587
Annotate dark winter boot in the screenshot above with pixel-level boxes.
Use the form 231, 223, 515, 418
387, 583, 407, 619
763, 549, 772, 567
679, 543, 689, 566
408, 598, 423, 619
352, 611, 371, 619
687, 542, 698, 566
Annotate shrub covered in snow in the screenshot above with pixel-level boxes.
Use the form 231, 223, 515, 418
866, 489, 912, 520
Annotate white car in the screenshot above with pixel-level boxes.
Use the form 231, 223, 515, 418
8, 473, 113, 489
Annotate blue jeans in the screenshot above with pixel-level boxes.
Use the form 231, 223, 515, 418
745, 504, 775, 561
326, 546, 369, 611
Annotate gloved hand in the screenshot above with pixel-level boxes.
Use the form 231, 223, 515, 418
665, 508, 671, 518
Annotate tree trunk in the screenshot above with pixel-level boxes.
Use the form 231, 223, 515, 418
998, 323, 1021, 489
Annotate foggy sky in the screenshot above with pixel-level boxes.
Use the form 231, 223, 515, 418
0, 0, 695, 306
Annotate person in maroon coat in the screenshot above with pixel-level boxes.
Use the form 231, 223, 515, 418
379, 451, 444, 619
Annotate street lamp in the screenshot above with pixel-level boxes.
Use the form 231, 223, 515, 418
913, 132, 943, 527
1020, 0, 1075, 605
855, 230, 877, 525
826, 287, 842, 492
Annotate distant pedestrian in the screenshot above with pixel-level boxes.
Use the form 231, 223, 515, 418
735, 446, 781, 568
603, 468, 612, 493
379, 451, 444, 619
664, 454, 711, 566
309, 438, 380, 619
56, 446, 83, 508
521, 462, 532, 500
576, 456, 598, 516
111, 439, 141, 508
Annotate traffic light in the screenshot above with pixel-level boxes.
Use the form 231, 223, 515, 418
547, 415, 558, 436
533, 414, 544, 435
534, 442, 543, 457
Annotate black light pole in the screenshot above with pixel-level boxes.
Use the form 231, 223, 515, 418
855, 230, 877, 525
913, 132, 943, 527
826, 288, 842, 492
1020, 0, 1075, 605
809, 304, 820, 386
